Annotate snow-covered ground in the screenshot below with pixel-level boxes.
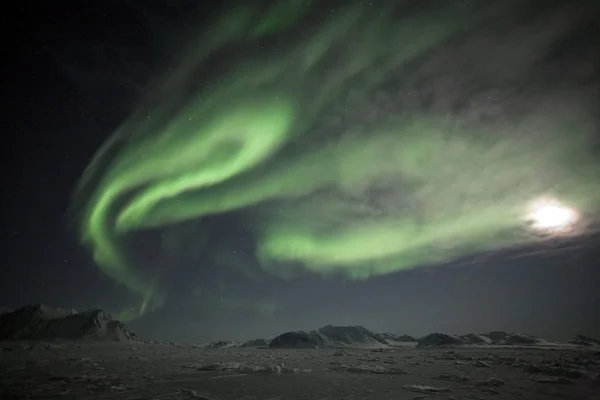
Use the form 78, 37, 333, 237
1, 341, 598, 399
1, 306, 599, 398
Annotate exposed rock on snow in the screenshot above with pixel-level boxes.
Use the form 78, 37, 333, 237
269, 331, 326, 349
504, 333, 542, 345
204, 340, 240, 349
270, 325, 388, 349
241, 338, 270, 347
394, 334, 416, 342
0, 304, 140, 342
482, 331, 509, 342
318, 325, 388, 347
568, 335, 600, 347
415, 331, 543, 346
380, 333, 416, 342
460, 333, 492, 344
417, 333, 465, 347
379, 332, 397, 341
269, 327, 553, 349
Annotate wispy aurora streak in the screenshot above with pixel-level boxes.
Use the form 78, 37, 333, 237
74, 1, 600, 314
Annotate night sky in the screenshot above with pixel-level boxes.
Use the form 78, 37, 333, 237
3, 0, 600, 344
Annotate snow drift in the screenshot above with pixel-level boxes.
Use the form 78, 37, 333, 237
0, 304, 140, 342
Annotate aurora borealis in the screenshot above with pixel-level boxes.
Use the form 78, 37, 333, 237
72, 1, 600, 318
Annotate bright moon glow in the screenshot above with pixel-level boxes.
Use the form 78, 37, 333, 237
526, 198, 579, 232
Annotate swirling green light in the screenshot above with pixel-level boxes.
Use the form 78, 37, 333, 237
74, 1, 600, 317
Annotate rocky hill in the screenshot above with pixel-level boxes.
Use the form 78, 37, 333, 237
270, 325, 388, 349
241, 338, 270, 347
0, 304, 140, 342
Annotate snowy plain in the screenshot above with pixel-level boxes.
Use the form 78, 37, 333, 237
1, 341, 599, 399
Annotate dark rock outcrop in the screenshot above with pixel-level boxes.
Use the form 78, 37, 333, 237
269, 325, 388, 349
241, 338, 270, 347
481, 331, 509, 342
380, 332, 398, 341
270, 331, 323, 348
478, 331, 541, 345
503, 333, 542, 345
394, 335, 417, 342
461, 333, 492, 344
318, 325, 388, 347
568, 335, 600, 346
379, 333, 416, 342
0, 304, 140, 342
205, 340, 239, 349
417, 333, 465, 347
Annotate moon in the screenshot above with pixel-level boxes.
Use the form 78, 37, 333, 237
525, 197, 579, 233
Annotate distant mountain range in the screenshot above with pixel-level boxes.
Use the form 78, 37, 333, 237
1, 304, 598, 348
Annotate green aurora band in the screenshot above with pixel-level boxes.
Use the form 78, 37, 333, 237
74, 1, 600, 317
